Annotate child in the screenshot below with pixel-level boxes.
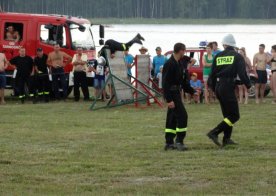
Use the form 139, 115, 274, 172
0, 52, 9, 105
89, 57, 107, 101
189, 73, 202, 103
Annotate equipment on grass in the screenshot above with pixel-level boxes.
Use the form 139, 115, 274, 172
90, 49, 163, 110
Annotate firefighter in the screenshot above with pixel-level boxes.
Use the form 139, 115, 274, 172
10, 48, 34, 104
162, 43, 194, 151
207, 34, 251, 147
34, 48, 50, 103
104, 33, 145, 58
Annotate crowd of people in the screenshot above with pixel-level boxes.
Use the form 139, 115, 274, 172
0, 36, 276, 105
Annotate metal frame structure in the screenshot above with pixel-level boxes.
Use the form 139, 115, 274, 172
90, 50, 163, 111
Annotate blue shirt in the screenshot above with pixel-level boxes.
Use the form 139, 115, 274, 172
153, 55, 167, 76
124, 54, 134, 76
212, 50, 222, 56
190, 80, 202, 89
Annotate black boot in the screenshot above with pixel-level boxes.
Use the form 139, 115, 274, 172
44, 95, 49, 103
222, 138, 239, 147
132, 37, 143, 45
207, 121, 231, 147
207, 128, 221, 147
222, 127, 238, 147
136, 33, 145, 41
175, 132, 188, 151
222, 127, 238, 146
32, 96, 38, 104
164, 132, 176, 151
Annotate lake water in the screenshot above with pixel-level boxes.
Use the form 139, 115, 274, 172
92, 24, 276, 60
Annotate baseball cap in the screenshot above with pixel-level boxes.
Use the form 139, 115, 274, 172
155, 47, 162, 51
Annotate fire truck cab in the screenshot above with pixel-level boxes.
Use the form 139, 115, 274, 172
0, 12, 104, 89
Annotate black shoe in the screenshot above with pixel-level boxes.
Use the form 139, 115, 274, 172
164, 144, 176, 151
133, 37, 143, 45
175, 143, 188, 151
207, 132, 221, 147
137, 33, 145, 41
32, 97, 39, 104
222, 139, 238, 147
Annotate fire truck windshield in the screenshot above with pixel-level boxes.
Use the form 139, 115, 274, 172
70, 24, 95, 50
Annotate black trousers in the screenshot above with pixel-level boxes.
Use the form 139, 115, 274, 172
73, 71, 89, 101
17, 75, 35, 99
165, 91, 188, 145
52, 68, 67, 100
105, 39, 136, 53
215, 80, 240, 140
36, 74, 51, 98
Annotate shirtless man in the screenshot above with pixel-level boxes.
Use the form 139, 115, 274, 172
47, 44, 72, 100
6, 26, 20, 42
253, 44, 269, 104
0, 52, 9, 104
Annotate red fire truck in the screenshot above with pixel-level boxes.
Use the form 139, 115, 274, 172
0, 11, 104, 89
165, 48, 206, 82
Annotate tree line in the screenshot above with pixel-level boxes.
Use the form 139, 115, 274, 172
1, 0, 276, 19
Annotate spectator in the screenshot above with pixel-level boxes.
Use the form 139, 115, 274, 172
91, 57, 107, 101
156, 66, 163, 91
124, 49, 134, 81
10, 48, 35, 104
212, 41, 222, 56
139, 46, 148, 55
152, 47, 167, 77
202, 43, 214, 104
47, 44, 72, 101
189, 73, 202, 104
237, 47, 252, 104
72, 47, 90, 102
268, 45, 276, 104
6, 26, 20, 42
253, 44, 270, 104
34, 48, 51, 103
5, 32, 15, 41
0, 52, 9, 105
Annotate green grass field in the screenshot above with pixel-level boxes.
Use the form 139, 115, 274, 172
0, 97, 275, 195
91, 18, 276, 25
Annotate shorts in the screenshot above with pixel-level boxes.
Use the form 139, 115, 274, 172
256, 70, 267, 84
203, 75, 209, 82
0, 73, 6, 89
94, 78, 105, 89
235, 80, 243, 85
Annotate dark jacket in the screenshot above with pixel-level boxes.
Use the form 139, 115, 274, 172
162, 55, 194, 103
209, 46, 251, 91
34, 54, 48, 74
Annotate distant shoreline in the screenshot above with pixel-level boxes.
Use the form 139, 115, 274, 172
91, 18, 276, 25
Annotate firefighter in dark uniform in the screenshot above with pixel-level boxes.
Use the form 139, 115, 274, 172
162, 43, 194, 151
103, 33, 144, 58
10, 47, 34, 104
207, 34, 251, 147
34, 48, 50, 103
